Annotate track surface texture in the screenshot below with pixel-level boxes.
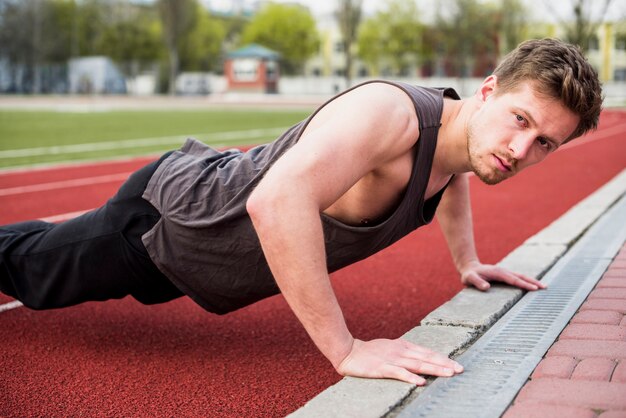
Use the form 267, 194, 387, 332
1, 110, 625, 417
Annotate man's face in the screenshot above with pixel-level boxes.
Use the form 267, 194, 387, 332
466, 79, 580, 185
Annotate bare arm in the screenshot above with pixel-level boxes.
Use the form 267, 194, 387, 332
436, 173, 546, 291
436, 174, 479, 272
247, 83, 463, 384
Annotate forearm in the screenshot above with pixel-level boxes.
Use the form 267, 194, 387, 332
247, 193, 353, 368
437, 175, 547, 292
436, 173, 479, 272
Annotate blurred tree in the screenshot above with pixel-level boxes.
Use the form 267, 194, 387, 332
96, 5, 162, 76
357, 16, 383, 75
240, 3, 319, 74
0, 1, 36, 68
216, 13, 248, 57
335, 0, 362, 87
542, 0, 614, 53
45, 0, 76, 62
0, 0, 67, 92
178, 6, 226, 72
498, 0, 528, 54
357, 0, 423, 77
76, 0, 107, 56
435, 0, 500, 77
158, 0, 195, 94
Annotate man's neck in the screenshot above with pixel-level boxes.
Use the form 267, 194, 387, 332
433, 97, 477, 176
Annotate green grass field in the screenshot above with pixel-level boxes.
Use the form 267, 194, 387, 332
0, 109, 310, 169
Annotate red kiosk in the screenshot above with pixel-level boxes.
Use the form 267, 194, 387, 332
225, 44, 280, 93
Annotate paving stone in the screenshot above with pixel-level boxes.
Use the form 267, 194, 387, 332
581, 299, 626, 314
597, 278, 626, 288
548, 340, 626, 359
571, 358, 617, 381
420, 286, 522, 331
515, 378, 626, 410
559, 324, 626, 341
288, 326, 475, 418
604, 270, 626, 279
589, 288, 626, 299
504, 402, 596, 418
570, 310, 623, 325
612, 361, 626, 383
531, 356, 578, 379
606, 267, 626, 278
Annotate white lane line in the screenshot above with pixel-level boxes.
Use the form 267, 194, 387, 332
0, 127, 286, 159
0, 153, 159, 175
0, 300, 23, 312
0, 172, 131, 196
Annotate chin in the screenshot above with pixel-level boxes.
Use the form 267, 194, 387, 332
468, 148, 511, 185
479, 176, 505, 186
473, 168, 507, 185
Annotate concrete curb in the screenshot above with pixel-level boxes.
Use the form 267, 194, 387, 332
289, 326, 476, 418
289, 168, 626, 418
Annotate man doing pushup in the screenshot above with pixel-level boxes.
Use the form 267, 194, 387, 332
0, 38, 603, 385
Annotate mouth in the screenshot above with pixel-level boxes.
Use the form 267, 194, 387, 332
493, 155, 512, 173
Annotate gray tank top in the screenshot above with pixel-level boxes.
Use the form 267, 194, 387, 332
142, 81, 460, 314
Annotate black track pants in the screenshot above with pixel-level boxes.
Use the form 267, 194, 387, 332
0, 153, 183, 310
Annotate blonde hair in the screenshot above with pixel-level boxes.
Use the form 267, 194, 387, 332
493, 38, 603, 141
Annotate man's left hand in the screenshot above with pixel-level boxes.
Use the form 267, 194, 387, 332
460, 261, 547, 291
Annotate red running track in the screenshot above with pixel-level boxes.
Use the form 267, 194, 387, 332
1, 111, 625, 417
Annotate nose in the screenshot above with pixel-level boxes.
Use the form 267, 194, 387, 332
508, 135, 533, 160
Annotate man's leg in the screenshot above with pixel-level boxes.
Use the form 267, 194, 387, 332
0, 153, 183, 310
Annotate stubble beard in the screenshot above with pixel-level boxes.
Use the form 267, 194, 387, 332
466, 122, 506, 186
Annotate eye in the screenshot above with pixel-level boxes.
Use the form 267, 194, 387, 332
515, 114, 527, 126
536, 137, 552, 151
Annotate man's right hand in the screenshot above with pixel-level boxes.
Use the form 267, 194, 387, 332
336, 338, 464, 385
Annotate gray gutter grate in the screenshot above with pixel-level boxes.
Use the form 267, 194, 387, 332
396, 194, 626, 418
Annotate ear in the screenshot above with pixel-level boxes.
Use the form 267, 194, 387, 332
475, 75, 498, 102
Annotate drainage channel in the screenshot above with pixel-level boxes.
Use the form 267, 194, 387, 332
395, 193, 626, 418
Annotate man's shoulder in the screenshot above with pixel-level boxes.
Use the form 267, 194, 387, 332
341, 82, 420, 124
